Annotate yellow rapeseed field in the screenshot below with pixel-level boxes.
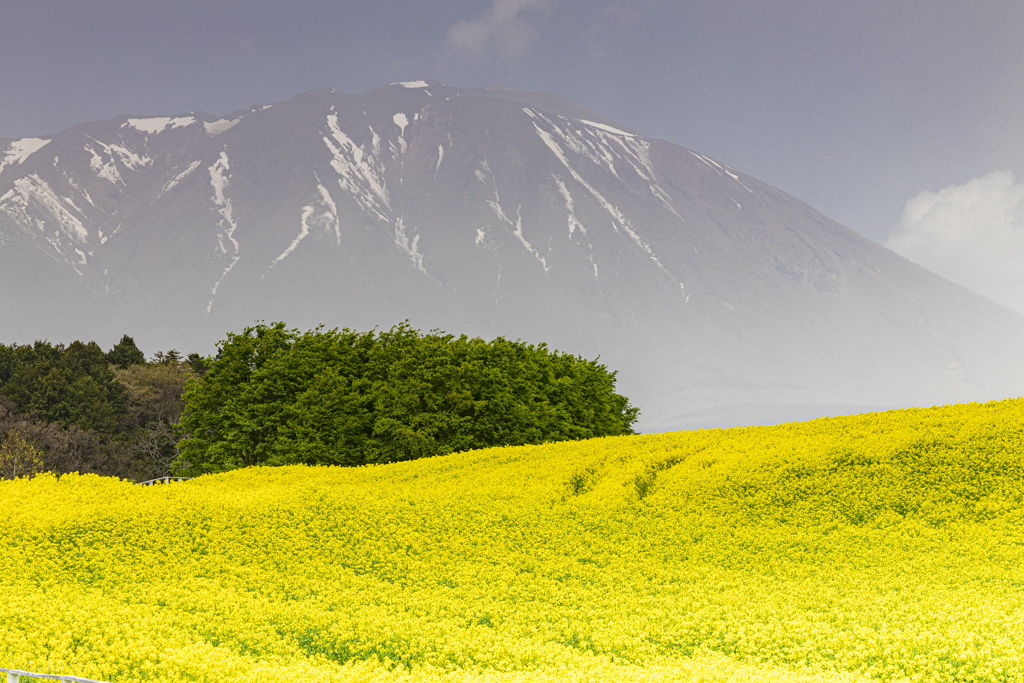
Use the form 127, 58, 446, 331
3, 398, 1024, 682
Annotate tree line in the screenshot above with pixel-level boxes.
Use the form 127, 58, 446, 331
1, 323, 639, 480
0, 336, 201, 481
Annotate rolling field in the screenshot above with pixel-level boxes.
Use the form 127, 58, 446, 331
2, 399, 1024, 682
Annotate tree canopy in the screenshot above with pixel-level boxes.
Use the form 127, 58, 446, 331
174, 322, 638, 474
105, 334, 146, 369
0, 339, 127, 433
0, 336, 191, 481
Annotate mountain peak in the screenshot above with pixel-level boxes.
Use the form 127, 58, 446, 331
1, 84, 1022, 430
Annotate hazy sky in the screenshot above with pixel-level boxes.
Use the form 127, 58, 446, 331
2, 0, 1023, 309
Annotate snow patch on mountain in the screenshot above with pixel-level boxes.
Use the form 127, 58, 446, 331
61, 194, 86, 215
272, 206, 314, 268
512, 205, 548, 272
324, 113, 390, 222
528, 109, 621, 180
393, 81, 431, 88
64, 176, 94, 208
553, 176, 585, 237
1, 138, 51, 175
204, 118, 240, 136
84, 137, 150, 186
87, 146, 121, 185
124, 117, 195, 134
579, 120, 634, 137
530, 109, 685, 222
393, 113, 409, 154
532, 121, 625, 228
93, 138, 149, 169
207, 151, 241, 313
482, 162, 508, 224
481, 165, 548, 272
606, 134, 686, 221
268, 178, 344, 271
316, 181, 341, 244
689, 151, 716, 170
532, 117, 679, 285
553, 176, 598, 276
610, 133, 653, 179
689, 150, 754, 194
486, 191, 512, 227
161, 160, 202, 195
2, 174, 89, 243
394, 217, 427, 273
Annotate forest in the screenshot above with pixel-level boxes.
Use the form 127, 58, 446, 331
0, 335, 200, 482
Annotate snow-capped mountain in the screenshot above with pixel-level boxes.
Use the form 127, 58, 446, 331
3, 80, 1023, 430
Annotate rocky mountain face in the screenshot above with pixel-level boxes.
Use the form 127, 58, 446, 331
2, 80, 1023, 431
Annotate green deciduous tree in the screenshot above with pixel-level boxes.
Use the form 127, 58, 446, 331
174, 322, 638, 475
116, 361, 190, 478
0, 429, 44, 480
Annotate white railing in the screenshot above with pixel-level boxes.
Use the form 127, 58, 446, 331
134, 476, 190, 486
2, 668, 109, 683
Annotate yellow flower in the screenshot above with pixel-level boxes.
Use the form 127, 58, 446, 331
1, 398, 1023, 681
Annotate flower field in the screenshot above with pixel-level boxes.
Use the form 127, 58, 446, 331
2, 398, 1024, 682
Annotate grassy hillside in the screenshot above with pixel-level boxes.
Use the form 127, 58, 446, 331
2, 398, 1024, 682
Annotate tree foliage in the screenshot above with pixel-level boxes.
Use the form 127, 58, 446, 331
174, 322, 639, 474
0, 340, 127, 433
0, 337, 191, 481
0, 428, 43, 480
105, 335, 146, 369
114, 362, 189, 478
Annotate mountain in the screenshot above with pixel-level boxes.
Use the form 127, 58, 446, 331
2, 80, 1023, 431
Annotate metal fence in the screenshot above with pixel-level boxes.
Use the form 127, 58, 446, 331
134, 476, 190, 486
2, 668, 109, 683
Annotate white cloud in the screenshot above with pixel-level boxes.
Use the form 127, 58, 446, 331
444, 0, 556, 62
886, 170, 1024, 314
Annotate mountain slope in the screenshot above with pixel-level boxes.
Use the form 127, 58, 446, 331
2, 81, 1023, 429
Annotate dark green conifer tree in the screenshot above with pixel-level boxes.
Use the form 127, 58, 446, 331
106, 335, 146, 369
